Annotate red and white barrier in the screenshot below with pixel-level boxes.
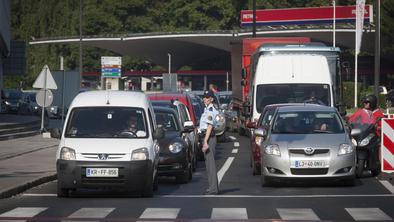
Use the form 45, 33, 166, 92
381, 118, 394, 173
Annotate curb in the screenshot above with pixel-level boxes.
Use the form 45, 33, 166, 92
0, 173, 57, 199
0, 145, 58, 161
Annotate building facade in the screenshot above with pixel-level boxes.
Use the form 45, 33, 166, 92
0, 0, 11, 112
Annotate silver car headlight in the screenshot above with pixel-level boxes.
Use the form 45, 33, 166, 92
5, 101, 10, 105
132, 148, 149, 160
169, 142, 183, 153
60, 147, 76, 160
264, 144, 281, 156
338, 143, 354, 155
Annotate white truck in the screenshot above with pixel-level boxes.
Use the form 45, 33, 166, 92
248, 44, 343, 123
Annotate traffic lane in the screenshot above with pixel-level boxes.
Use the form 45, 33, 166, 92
220, 132, 393, 196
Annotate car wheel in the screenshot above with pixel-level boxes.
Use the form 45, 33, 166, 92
142, 174, 154, 197
153, 173, 159, 191
356, 159, 365, 178
57, 183, 69, 198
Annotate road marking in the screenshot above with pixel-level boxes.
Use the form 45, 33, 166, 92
139, 208, 180, 219
68, 208, 114, 218
228, 136, 237, 141
22, 193, 394, 198
277, 208, 320, 221
217, 157, 234, 184
0, 207, 47, 218
346, 208, 393, 221
379, 180, 394, 194
211, 208, 248, 219
234, 142, 240, 147
231, 149, 238, 153
23, 193, 57, 197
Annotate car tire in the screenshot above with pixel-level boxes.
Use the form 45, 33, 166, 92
57, 183, 69, 198
153, 173, 159, 191
356, 159, 365, 178
143, 174, 154, 197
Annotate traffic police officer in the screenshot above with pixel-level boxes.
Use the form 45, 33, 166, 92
199, 90, 219, 195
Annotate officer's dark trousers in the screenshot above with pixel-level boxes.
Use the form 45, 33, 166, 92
204, 136, 219, 193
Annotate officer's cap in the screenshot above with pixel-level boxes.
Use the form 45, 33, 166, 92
203, 90, 215, 98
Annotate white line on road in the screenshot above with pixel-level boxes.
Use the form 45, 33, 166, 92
0, 207, 47, 217
217, 157, 234, 184
233, 142, 240, 147
139, 208, 180, 219
346, 208, 393, 221
379, 180, 394, 194
277, 208, 320, 221
68, 208, 115, 218
211, 208, 248, 219
22, 193, 394, 198
231, 149, 238, 153
228, 136, 237, 141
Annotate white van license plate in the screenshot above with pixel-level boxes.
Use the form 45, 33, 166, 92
292, 160, 326, 168
86, 168, 119, 177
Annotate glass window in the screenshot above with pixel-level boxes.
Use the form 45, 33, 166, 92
255, 84, 330, 113
272, 111, 343, 134
155, 111, 179, 132
65, 107, 148, 138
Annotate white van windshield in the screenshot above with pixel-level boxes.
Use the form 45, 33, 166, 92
65, 107, 148, 138
255, 84, 330, 113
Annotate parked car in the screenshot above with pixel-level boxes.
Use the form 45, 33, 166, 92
257, 104, 355, 186
153, 106, 194, 183
247, 103, 299, 175
18, 91, 40, 115
54, 91, 163, 197
1, 89, 22, 114
150, 100, 198, 166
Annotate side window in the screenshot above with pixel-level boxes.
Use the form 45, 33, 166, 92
148, 109, 155, 138
181, 105, 190, 122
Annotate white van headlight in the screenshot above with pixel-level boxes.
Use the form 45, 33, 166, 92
169, 142, 183, 153
132, 148, 149, 160
338, 143, 354, 155
60, 147, 76, 160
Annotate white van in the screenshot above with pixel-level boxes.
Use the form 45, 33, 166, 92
249, 44, 341, 123
55, 91, 163, 197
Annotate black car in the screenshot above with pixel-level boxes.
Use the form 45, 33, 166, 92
153, 106, 195, 184
1, 89, 22, 114
18, 92, 40, 115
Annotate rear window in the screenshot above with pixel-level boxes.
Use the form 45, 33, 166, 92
65, 107, 148, 138
155, 111, 179, 132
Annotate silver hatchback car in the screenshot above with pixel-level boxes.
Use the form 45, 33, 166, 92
256, 104, 355, 186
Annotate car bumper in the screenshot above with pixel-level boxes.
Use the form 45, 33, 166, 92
56, 159, 153, 192
158, 152, 188, 176
262, 152, 355, 179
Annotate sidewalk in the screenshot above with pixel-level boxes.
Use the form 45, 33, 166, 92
0, 135, 59, 199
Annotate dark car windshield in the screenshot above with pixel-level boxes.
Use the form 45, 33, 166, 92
255, 84, 330, 113
65, 107, 148, 138
4, 90, 22, 99
272, 111, 344, 134
155, 111, 179, 132
219, 95, 231, 105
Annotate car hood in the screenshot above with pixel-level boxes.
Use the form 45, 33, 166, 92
269, 133, 349, 148
63, 138, 151, 154
158, 131, 182, 148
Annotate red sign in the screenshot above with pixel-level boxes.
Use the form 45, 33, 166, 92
241, 5, 372, 27
381, 118, 394, 173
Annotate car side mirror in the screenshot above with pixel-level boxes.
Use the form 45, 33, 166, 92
246, 121, 257, 129
254, 127, 267, 138
350, 128, 361, 137
154, 126, 165, 139
183, 121, 195, 132
50, 128, 62, 139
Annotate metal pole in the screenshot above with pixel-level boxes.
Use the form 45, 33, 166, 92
79, 0, 83, 90
252, 0, 256, 38
374, 0, 381, 96
60, 56, 65, 126
355, 51, 358, 108
226, 71, 229, 92
333, 0, 336, 48
40, 67, 48, 132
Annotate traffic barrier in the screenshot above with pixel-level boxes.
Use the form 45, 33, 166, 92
381, 118, 394, 173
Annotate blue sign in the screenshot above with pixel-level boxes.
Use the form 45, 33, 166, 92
101, 68, 121, 73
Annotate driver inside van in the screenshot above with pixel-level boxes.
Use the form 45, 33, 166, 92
123, 115, 146, 137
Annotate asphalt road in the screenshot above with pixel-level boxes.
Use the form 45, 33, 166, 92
0, 132, 393, 221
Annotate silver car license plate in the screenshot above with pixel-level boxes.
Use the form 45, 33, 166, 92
292, 160, 326, 168
86, 168, 119, 177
